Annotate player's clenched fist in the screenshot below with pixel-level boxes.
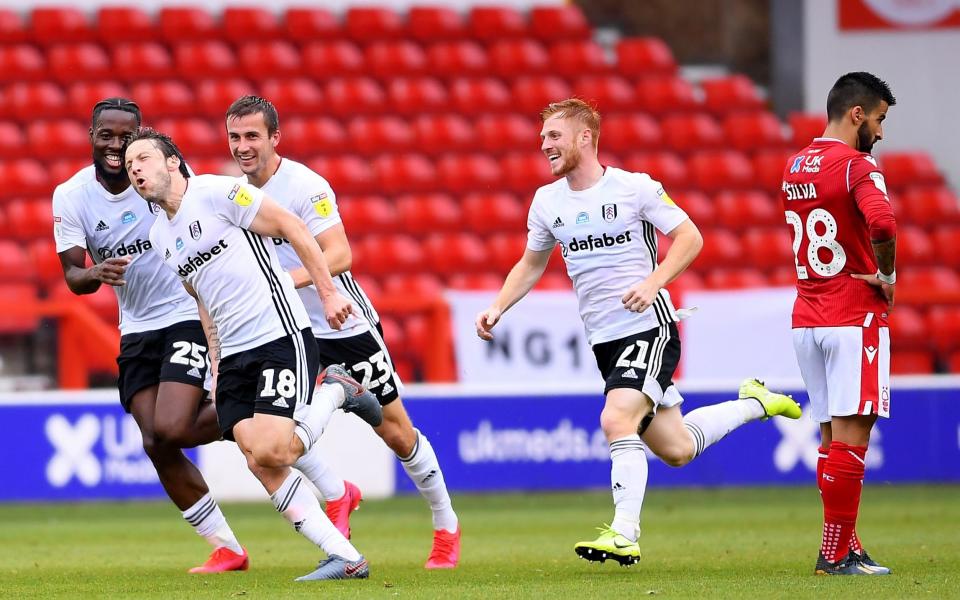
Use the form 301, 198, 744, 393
621, 279, 660, 313
92, 257, 131, 286
475, 307, 502, 340
322, 292, 354, 330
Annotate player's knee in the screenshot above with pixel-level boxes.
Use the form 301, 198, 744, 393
599, 409, 636, 440
153, 420, 191, 448
378, 420, 416, 456
655, 442, 694, 468
248, 443, 293, 469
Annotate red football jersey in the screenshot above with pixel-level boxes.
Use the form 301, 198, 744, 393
780, 137, 895, 327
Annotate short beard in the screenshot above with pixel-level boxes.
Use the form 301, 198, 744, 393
141, 169, 172, 204
555, 145, 582, 176
856, 122, 875, 154
93, 153, 129, 188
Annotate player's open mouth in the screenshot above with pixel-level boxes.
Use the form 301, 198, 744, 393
236, 154, 256, 165
104, 153, 121, 169
547, 153, 560, 164
135, 177, 146, 187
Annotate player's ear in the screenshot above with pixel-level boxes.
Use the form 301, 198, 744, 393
167, 153, 181, 172
851, 105, 864, 125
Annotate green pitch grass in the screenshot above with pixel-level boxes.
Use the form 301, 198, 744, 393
1, 485, 957, 599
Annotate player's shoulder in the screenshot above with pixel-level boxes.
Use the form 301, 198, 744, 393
282, 158, 335, 193
53, 165, 97, 201
531, 177, 567, 204
605, 166, 664, 200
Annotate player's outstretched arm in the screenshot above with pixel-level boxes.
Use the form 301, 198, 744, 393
58, 246, 131, 294
286, 224, 353, 288
476, 247, 552, 340
622, 218, 702, 312
248, 195, 353, 329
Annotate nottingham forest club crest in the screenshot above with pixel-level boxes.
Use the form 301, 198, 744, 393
602, 203, 618, 223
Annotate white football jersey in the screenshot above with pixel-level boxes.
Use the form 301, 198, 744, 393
527, 167, 689, 345
254, 158, 378, 339
51, 166, 198, 335
149, 175, 310, 358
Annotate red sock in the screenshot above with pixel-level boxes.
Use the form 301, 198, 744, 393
819, 441, 867, 563
819, 445, 864, 554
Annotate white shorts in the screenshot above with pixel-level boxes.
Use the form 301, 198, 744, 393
792, 318, 890, 424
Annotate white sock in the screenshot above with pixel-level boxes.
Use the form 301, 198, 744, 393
400, 429, 458, 533
609, 434, 648, 542
182, 493, 243, 554
270, 471, 361, 561
683, 399, 764, 460
294, 383, 346, 452
293, 444, 347, 501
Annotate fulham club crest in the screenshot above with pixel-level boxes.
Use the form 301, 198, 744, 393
189, 220, 202, 240
602, 203, 618, 223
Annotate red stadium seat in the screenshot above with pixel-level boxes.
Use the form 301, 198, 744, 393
323, 77, 386, 116
548, 40, 608, 77
395, 193, 461, 234
489, 40, 550, 78
669, 191, 715, 224
259, 79, 324, 118
701, 75, 765, 115
426, 41, 489, 78
622, 152, 688, 191
30, 7, 94, 45
449, 77, 512, 114
26, 119, 89, 160
602, 114, 662, 153
890, 350, 935, 374
0, 45, 46, 83
222, 7, 282, 43
337, 195, 395, 235
616, 37, 677, 77
436, 155, 502, 194
897, 226, 935, 266
48, 159, 87, 188
187, 158, 236, 176
899, 186, 960, 225
413, 114, 473, 154
928, 307, 960, 353
530, 5, 590, 41
27, 239, 62, 286
302, 41, 365, 77
47, 43, 111, 83
661, 114, 723, 152
688, 151, 754, 191
0, 240, 32, 283
96, 7, 156, 46
111, 42, 173, 81
715, 191, 783, 230
898, 267, 960, 305
365, 41, 427, 79
705, 268, 769, 290
307, 155, 377, 195
386, 77, 449, 115
0, 284, 40, 333
474, 113, 538, 154
382, 273, 445, 300
0, 121, 26, 160
485, 232, 527, 273
932, 226, 960, 268
238, 41, 302, 79
153, 117, 220, 157
723, 112, 787, 152
695, 228, 743, 269
462, 192, 525, 234
571, 75, 636, 113
130, 80, 194, 119
788, 112, 826, 148
947, 351, 960, 373
881, 152, 944, 188
767, 266, 798, 287
280, 116, 346, 157
887, 306, 929, 352
448, 272, 505, 290
6, 197, 53, 239
50, 279, 119, 325
354, 234, 424, 275
635, 76, 702, 115
373, 154, 436, 193
740, 227, 794, 270
511, 76, 572, 114
500, 152, 554, 194
284, 8, 341, 44
158, 7, 219, 43
469, 6, 527, 41
173, 42, 238, 80
407, 6, 465, 42
345, 7, 403, 42
0, 9, 28, 44
423, 233, 487, 276
195, 79, 256, 119
535, 273, 571, 290
66, 82, 130, 120
8, 81, 68, 120
752, 150, 794, 191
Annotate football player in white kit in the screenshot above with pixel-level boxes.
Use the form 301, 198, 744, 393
221, 96, 460, 569
52, 99, 248, 574
124, 128, 383, 581
475, 99, 802, 566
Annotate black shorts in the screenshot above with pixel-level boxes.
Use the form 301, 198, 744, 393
215, 328, 319, 441
116, 320, 209, 412
315, 322, 401, 406
593, 322, 681, 399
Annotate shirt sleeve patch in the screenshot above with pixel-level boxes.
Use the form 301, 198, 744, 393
229, 184, 254, 207
869, 172, 888, 195
311, 192, 332, 217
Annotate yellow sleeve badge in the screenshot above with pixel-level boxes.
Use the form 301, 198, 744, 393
311, 192, 332, 217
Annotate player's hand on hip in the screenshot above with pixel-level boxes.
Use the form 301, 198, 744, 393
851, 273, 895, 312
622, 280, 659, 313
322, 292, 353, 330
475, 307, 501, 341
92, 257, 131, 286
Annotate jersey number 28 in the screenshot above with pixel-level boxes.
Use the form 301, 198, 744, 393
785, 208, 847, 279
